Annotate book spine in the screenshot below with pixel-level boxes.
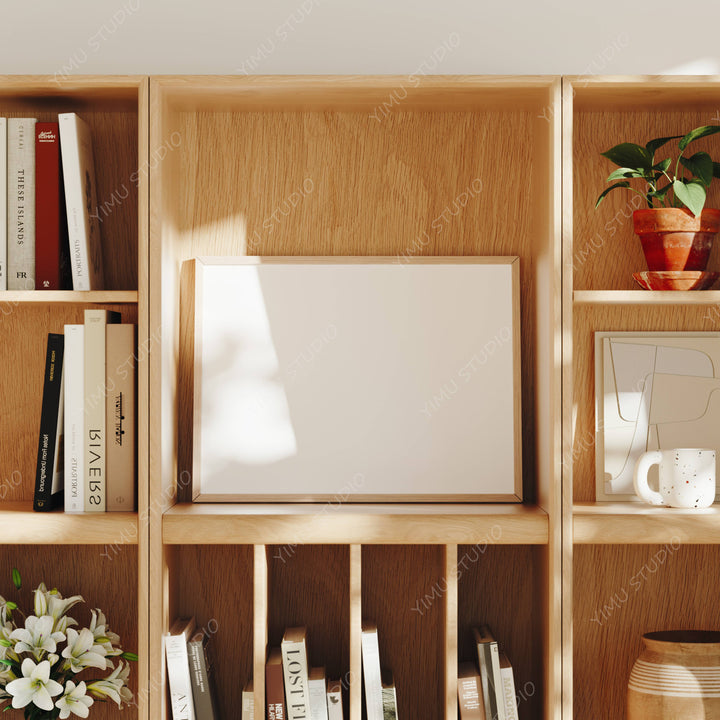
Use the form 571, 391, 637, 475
0, 118, 6, 290
500, 667, 519, 720
458, 675, 485, 720
477, 645, 494, 720
187, 639, 216, 720
165, 634, 195, 720
64, 325, 84, 512
309, 678, 328, 720
7, 118, 36, 290
84, 309, 119, 511
325, 682, 343, 720
35, 122, 62, 289
34, 333, 64, 511
488, 643, 506, 720
281, 640, 311, 720
106, 324, 136, 511
266, 656, 287, 720
361, 630, 384, 720
59, 113, 104, 291
242, 689, 254, 720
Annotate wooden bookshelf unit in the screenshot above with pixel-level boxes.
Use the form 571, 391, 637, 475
14, 73, 720, 720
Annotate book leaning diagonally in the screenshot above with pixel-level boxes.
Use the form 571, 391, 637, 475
84, 309, 120, 511
0, 117, 6, 290
499, 652, 519, 720
64, 325, 84, 512
7, 118, 36, 289
187, 630, 219, 720
282, 627, 311, 720
59, 112, 104, 291
361, 622, 384, 720
165, 617, 196, 720
474, 626, 506, 720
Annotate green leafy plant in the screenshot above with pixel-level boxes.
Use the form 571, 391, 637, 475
596, 125, 720, 217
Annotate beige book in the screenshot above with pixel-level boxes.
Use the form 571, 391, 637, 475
282, 626, 311, 720
458, 662, 486, 720
165, 617, 197, 720
84, 308, 119, 511
106, 324, 136, 511
242, 681, 254, 719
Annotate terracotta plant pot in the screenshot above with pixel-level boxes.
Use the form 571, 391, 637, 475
628, 630, 720, 719
633, 208, 720, 271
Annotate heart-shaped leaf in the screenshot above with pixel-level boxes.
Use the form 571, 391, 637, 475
601, 143, 652, 171
595, 181, 630, 209
653, 158, 672, 174
679, 124, 720, 151
606, 167, 645, 181
680, 151, 714, 186
646, 135, 682, 159
673, 178, 707, 216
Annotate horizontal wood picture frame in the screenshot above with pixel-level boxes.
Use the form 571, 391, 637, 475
188, 256, 522, 501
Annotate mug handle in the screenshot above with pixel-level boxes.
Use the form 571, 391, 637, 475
633, 450, 664, 505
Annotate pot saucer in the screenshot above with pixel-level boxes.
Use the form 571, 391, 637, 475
633, 270, 720, 291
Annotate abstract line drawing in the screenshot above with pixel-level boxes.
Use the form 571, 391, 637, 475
595, 333, 720, 501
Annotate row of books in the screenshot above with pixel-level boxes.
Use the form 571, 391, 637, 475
34, 309, 136, 512
164, 621, 399, 720
458, 626, 519, 720
1, 113, 104, 291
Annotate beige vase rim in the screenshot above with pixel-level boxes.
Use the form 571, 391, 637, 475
643, 630, 720, 654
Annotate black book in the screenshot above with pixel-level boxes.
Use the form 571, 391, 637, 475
34, 333, 65, 511
187, 629, 220, 720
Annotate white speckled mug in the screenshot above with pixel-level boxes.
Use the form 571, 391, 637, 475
633, 448, 715, 508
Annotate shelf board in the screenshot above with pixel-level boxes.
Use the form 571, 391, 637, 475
0, 290, 138, 305
574, 290, 720, 305
0, 502, 138, 544
573, 502, 720, 544
163, 503, 549, 545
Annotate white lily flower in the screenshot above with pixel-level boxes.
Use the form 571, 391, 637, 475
6, 658, 63, 711
62, 628, 107, 673
10, 615, 65, 659
87, 660, 131, 708
89, 609, 121, 656
34, 584, 83, 631
55, 680, 94, 719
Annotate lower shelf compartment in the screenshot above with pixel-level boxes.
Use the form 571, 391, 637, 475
574, 544, 720, 719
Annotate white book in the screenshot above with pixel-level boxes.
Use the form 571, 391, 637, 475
309, 667, 329, 720
499, 653, 519, 720
326, 679, 344, 720
281, 627, 311, 720
64, 325, 84, 512
241, 682, 254, 719
165, 617, 196, 720
0, 118, 6, 290
59, 112, 104, 291
7, 118, 35, 290
361, 622, 384, 720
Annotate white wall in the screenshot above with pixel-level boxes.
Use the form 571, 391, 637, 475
2, 0, 720, 76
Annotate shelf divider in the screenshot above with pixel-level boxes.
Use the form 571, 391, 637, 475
350, 544, 362, 720
253, 544, 268, 715
445, 544, 458, 720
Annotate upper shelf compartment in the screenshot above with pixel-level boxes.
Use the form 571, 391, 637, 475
0, 75, 146, 292
565, 76, 720, 293
151, 76, 562, 509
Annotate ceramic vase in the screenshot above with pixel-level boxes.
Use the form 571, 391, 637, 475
628, 630, 720, 719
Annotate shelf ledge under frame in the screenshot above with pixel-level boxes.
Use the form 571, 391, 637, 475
573, 502, 720, 544
0, 291, 138, 305
574, 290, 720, 305
163, 503, 549, 545
0, 502, 139, 545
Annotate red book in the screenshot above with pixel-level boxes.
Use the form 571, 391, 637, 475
266, 647, 286, 720
35, 122, 68, 289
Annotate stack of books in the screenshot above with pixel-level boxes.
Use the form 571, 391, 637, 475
1, 112, 104, 291
267, 626, 345, 720
458, 625, 519, 720
33, 309, 136, 512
